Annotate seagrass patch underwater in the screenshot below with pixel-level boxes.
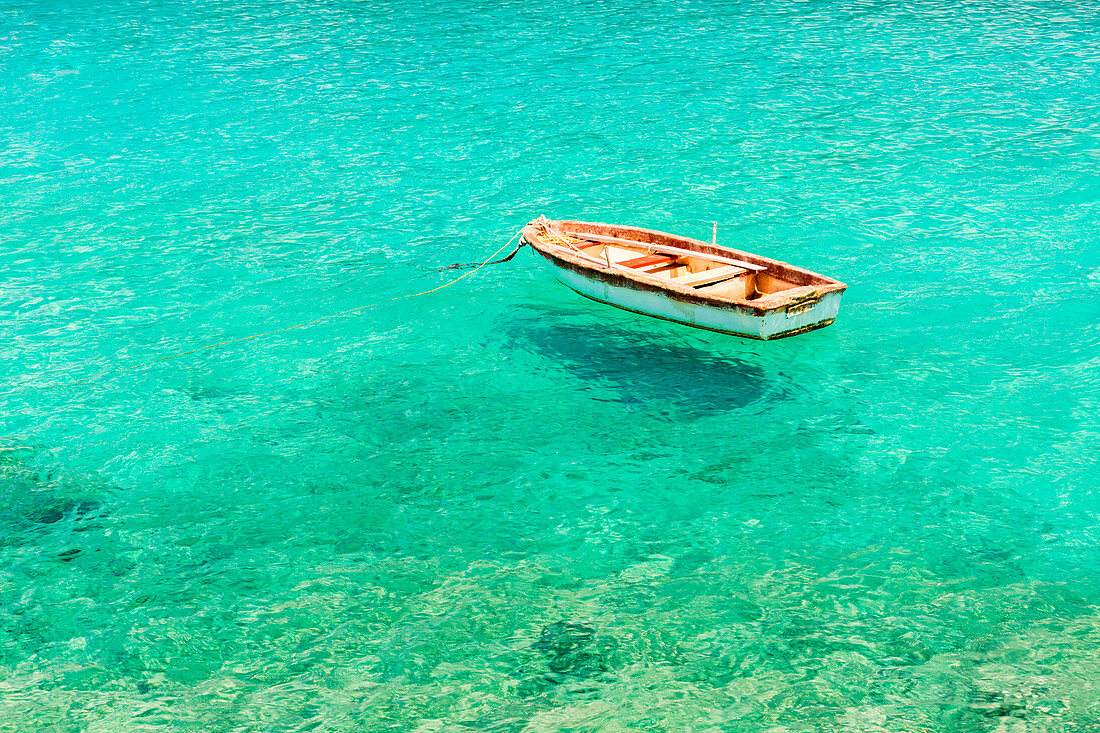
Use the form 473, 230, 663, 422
2, 0, 1100, 730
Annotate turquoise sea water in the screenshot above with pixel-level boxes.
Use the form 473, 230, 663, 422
3, 0, 1100, 730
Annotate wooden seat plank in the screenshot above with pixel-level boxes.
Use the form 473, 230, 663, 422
620, 253, 675, 269
675, 265, 746, 287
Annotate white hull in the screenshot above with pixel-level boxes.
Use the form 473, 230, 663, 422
549, 261, 843, 339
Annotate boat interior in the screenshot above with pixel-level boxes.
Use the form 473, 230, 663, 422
565, 238, 803, 301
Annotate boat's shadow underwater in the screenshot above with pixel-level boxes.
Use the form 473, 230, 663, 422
504, 318, 782, 417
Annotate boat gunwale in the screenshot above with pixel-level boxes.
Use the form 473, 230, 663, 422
522, 218, 847, 316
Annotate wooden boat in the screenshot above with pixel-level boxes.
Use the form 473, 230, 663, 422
520, 217, 847, 340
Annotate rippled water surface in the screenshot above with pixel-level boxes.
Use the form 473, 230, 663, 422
3, 1, 1100, 730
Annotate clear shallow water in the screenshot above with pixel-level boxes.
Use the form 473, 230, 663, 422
2, 0, 1100, 729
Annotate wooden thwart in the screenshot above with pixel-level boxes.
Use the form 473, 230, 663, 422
675, 265, 746, 287
620, 253, 675, 269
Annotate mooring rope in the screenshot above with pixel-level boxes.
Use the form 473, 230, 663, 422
437, 237, 526, 271
24, 230, 525, 390
520, 215, 593, 259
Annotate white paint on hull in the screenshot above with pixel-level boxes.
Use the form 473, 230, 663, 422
548, 260, 842, 339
